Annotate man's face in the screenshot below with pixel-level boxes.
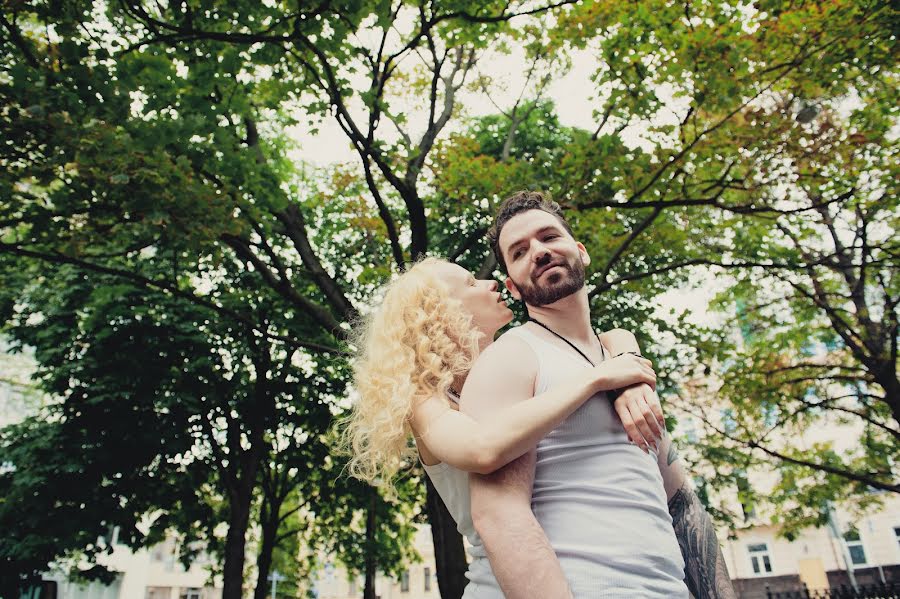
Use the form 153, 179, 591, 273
497, 209, 590, 306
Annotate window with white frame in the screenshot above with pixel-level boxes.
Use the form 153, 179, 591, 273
179, 588, 201, 599
893, 526, 900, 550
748, 543, 773, 574
424, 567, 432, 592
844, 529, 867, 565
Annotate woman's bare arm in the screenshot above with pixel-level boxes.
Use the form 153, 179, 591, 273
410, 351, 655, 473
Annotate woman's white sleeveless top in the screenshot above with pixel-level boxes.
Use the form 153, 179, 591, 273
421, 397, 505, 598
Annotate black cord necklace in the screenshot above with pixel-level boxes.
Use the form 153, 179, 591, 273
528, 316, 602, 367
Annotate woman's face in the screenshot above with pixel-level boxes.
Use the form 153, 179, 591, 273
434, 262, 513, 337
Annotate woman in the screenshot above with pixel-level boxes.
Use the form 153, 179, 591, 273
344, 256, 663, 486
344, 257, 709, 599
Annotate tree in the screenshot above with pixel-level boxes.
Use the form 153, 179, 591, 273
545, 0, 898, 525
0, 267, 216, 595
1, 2, 582, 597
2, 0, 896, 595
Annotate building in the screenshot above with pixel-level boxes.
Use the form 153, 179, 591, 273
723, 494, 900, 598
312, 527, 440, 599
21, 532, 222, 599
311, 492, 900, 599
0, 340, 41, 428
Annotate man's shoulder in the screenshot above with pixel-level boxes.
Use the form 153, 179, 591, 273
462, 325, 538, 413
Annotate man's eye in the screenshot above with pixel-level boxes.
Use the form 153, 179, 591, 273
512, 250, 523, 259
544, 235, 558, 241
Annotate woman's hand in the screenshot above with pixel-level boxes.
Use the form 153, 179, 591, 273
593, 353, 657, 391
613, 383, 666, 451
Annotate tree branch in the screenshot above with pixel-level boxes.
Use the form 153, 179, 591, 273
676, 401, 899, 493
0, 241, 342, 355
275, 205, 358, 323
595, 207, 662, 286
221, 233, 344, 335
0, 11, 41, 68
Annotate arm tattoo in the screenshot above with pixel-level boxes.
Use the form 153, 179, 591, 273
668, 483, 737, 599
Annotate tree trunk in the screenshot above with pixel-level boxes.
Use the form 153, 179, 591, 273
875, 367, 900, 427
222, 485, 254, 599
403, 189, 428, 261
363, 489, 377, 599
425, 476, 468, 599
253, 497, 282, 599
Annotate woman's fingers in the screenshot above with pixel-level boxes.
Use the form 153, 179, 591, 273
640, 365, 657, 388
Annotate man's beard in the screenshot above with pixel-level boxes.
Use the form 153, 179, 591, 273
515, 258, 586, 307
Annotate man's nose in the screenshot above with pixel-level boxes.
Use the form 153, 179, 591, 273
532, 242, 551, 264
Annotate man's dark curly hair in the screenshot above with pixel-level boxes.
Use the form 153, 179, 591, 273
487, 190, 575, 273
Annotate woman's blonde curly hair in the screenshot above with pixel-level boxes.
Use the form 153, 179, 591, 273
342, 257, 483, 487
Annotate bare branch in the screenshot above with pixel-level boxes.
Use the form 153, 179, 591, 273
275, 205, 358, 322
222, 234, 344, 335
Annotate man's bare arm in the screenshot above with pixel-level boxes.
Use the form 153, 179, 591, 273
470, 450, 572, 598
461, 336, 572, 599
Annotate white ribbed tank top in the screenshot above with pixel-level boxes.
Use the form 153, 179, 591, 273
424, 324, 688, 598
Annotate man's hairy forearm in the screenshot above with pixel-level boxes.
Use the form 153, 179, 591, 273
471, 452, 572, 599
668, 483, 737, 599
479, 507, 572, 599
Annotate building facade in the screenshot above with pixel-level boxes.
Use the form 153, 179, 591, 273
25, 533, 222, 599
723, 494, 900, 598
312, 528, 440, 599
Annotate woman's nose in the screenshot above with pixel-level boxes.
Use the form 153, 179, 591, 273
482, 279, 498, 292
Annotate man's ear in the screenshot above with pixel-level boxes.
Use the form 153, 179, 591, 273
576, 242, 591, 267
505, 277, 522, 301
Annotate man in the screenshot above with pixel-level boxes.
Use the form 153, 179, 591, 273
459, 191, 736, 598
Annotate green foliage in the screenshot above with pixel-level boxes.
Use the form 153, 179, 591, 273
0, 1, 896, 593
549, 0, 899, 536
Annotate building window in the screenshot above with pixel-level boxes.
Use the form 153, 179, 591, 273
179, 588, 201, 599
23, 581, 57, 599
424, 567, 432, 591
349, 576, 357, 595
400, 570, 409, 592
146, 588, 171, 599
748, 543, 773, 574
844, 529, 867, 565
893, 526, 900, 550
